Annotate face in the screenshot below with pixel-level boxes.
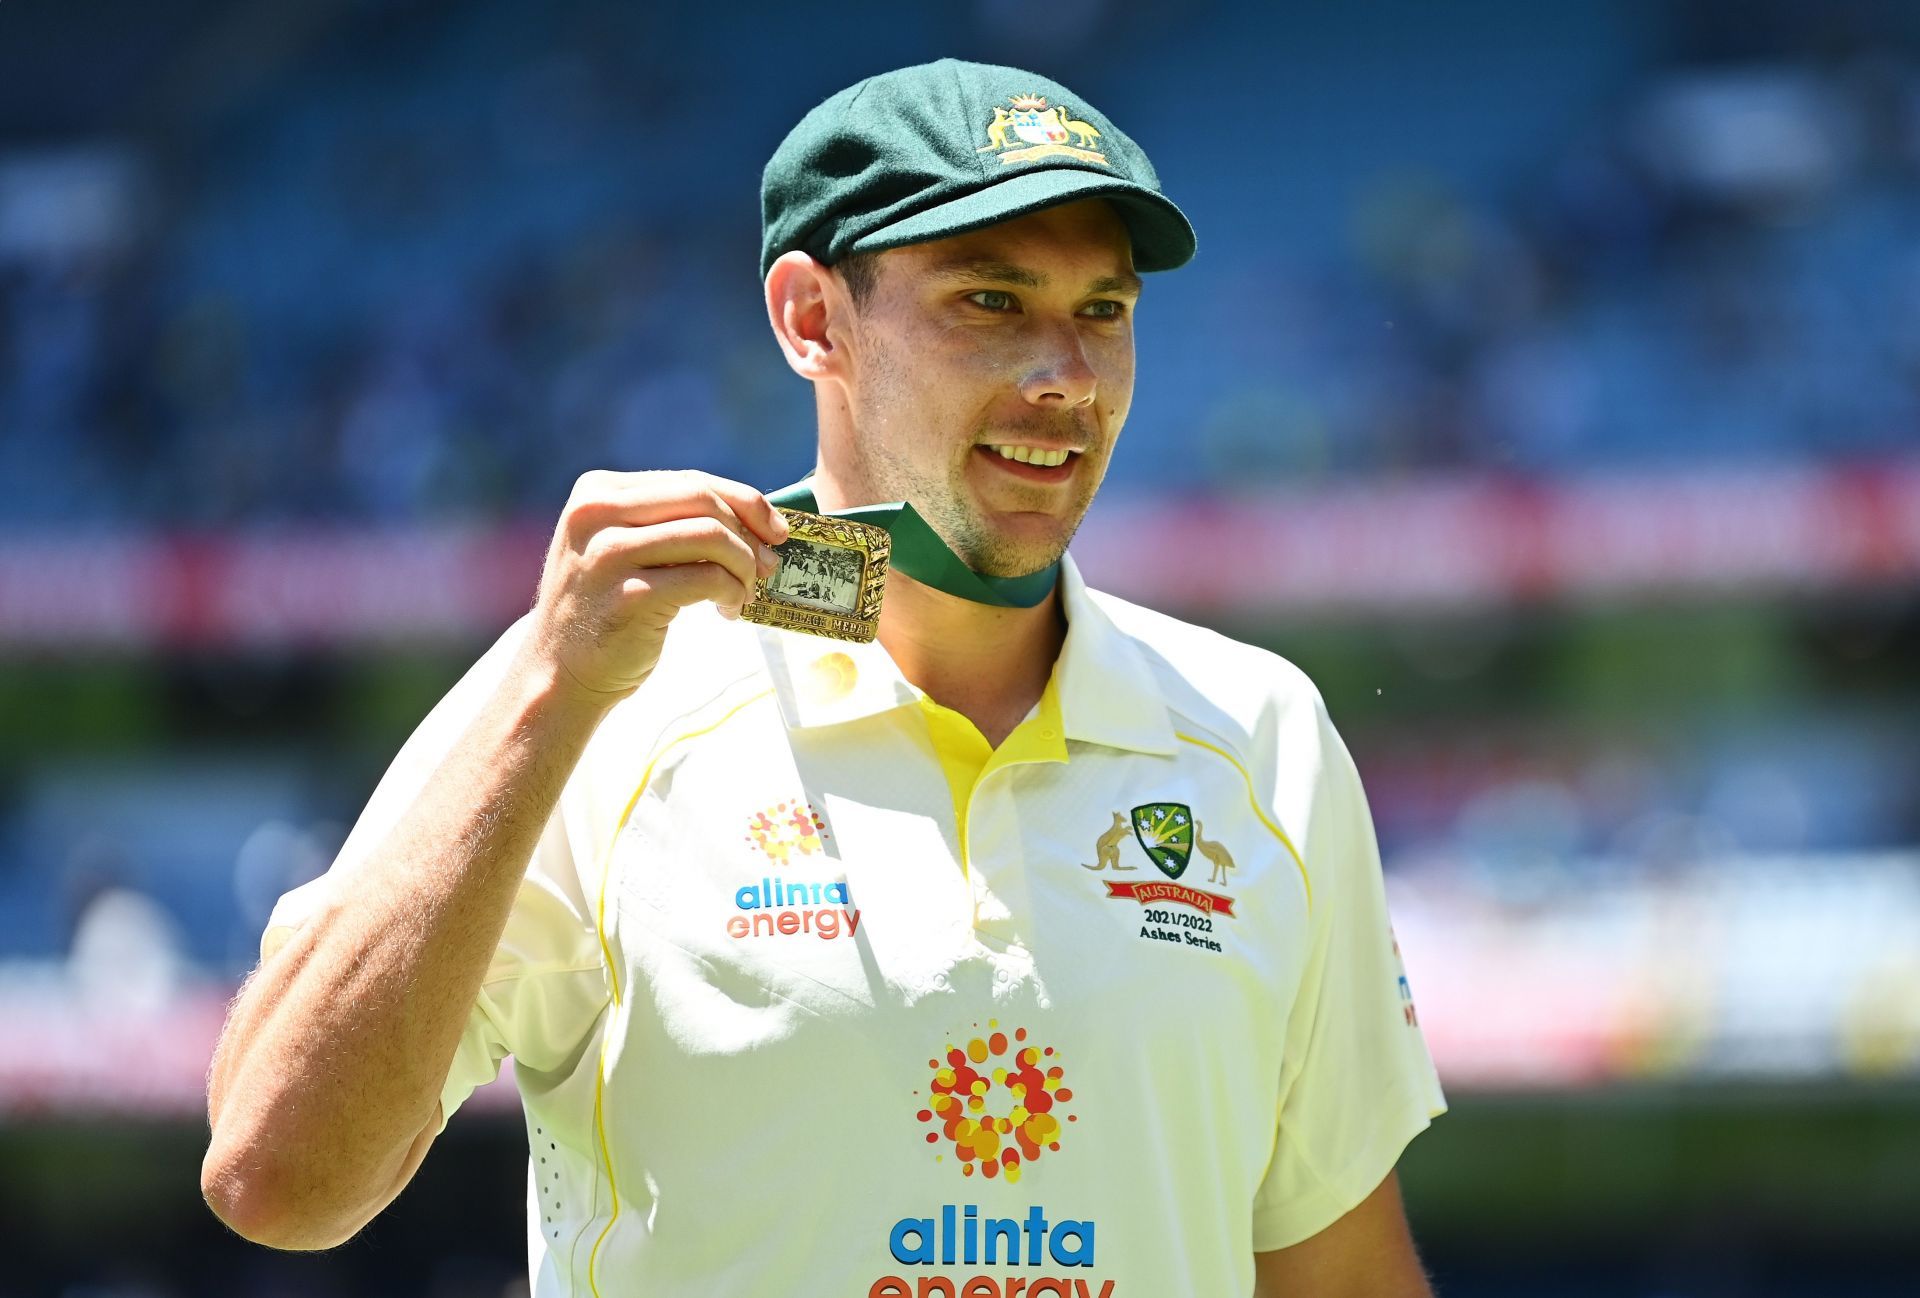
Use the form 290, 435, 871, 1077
822, 198, 1139, 578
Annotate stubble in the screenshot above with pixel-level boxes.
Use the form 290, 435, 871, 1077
846, 325, 1100, 579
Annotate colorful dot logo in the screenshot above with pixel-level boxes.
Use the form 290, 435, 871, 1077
915, 1024, 1074, 1183
743, 800, 830, 864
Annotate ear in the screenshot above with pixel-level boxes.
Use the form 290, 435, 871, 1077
765, 250, 848, 382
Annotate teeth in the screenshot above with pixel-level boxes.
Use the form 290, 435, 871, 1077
989, 445, 1071, 467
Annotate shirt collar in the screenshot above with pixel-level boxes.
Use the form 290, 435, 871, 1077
757, 616, 919, 731
1054, 553, 1178, 754
758, 552, 1177, 755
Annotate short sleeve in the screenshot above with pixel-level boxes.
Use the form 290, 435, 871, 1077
259, 616, 537, 951
435, 809, 608, 1131
1250, 693, 1447, 1252
259, 615, 610, 1133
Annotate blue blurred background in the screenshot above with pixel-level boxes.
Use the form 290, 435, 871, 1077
2, 0, 1918, 1295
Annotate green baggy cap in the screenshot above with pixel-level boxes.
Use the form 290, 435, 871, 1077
760, 58, 1196, 280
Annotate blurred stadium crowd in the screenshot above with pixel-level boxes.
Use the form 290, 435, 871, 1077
5, 2, 1920, 528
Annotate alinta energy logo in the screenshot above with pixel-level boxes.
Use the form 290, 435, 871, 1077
743, 798, 830, 863
914, 1022, 1074, 1183
728, 797, 859, 943
873, 1023, 1109, 1297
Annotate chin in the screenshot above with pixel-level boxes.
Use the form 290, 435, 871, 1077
937, 492, 1085, 576
959, 535, 1072, 579
970, 557, 1060, 580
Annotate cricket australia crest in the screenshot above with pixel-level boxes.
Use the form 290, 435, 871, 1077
1088, 802, 1240, 935
978, 94, 1108, 167
1131, 802, 1193, 879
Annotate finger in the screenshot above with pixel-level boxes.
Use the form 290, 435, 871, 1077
585, 518, 773, 595
700, 476, 790, 548
619, 560, 754, 618
567, 471, 787, 549
584, 515, 769, 574
565, 472, 740, 549
697, 505, 773, 573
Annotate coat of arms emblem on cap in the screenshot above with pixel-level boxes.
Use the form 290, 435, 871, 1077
978, 94, 1108, 167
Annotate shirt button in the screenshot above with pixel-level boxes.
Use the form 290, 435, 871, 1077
932, 972, 951, 991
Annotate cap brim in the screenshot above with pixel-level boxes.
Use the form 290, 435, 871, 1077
843, 167, 1195, 273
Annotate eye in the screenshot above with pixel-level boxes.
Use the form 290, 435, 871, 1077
966, 290, 1018, 312
1080, 299, 1128, 320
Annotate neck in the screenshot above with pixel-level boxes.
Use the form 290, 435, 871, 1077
806, 466, 1064, 745
878, 570, 1065, 748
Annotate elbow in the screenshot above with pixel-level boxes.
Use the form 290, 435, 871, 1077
200, 1136, 364, 1252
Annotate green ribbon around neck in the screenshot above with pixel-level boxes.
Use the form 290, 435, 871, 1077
767, 479, 1059, 609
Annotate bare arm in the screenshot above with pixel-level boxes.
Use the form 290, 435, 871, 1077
201, 656, 613, 1250
1252, 1169, 1435, 1298
200, 470, 787, 1251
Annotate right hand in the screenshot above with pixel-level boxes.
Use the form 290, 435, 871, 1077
522, 469, 789, 704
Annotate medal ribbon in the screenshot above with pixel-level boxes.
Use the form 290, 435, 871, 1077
767, 479, 1059, 609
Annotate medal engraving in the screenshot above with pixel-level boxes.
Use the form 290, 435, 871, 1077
740, 508, 890, 642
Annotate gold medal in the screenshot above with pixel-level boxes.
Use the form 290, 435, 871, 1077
740, 507, 891, 643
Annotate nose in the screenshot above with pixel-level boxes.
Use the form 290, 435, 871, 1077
1017, 325, 1098, 409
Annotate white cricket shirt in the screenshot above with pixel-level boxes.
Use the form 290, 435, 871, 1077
266, 554, 1447, 1297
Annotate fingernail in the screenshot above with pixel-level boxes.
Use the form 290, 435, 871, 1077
759, 543, 780, 570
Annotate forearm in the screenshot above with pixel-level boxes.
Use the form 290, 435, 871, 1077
201, 468, 785, 1250
202, 649, 614, 1248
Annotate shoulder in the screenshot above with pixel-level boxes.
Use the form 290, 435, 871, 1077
1087, 586, 1327, 725
1080, 584, 1339, 786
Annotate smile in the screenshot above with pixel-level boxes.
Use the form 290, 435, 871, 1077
985, 445, 1075, 467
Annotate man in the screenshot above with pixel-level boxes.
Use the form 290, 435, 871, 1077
202, 59, 1447, 1297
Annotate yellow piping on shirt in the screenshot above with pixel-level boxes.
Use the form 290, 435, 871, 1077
587, 685, 775, 1297
1174, 731, 1313, 913
594, 686, 776, 1007
587, 1038, 619, 1298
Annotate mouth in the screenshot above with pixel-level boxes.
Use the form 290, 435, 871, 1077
975, 443, 1082, 484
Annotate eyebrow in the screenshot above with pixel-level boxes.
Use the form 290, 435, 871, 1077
923, 257, 1144, 297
